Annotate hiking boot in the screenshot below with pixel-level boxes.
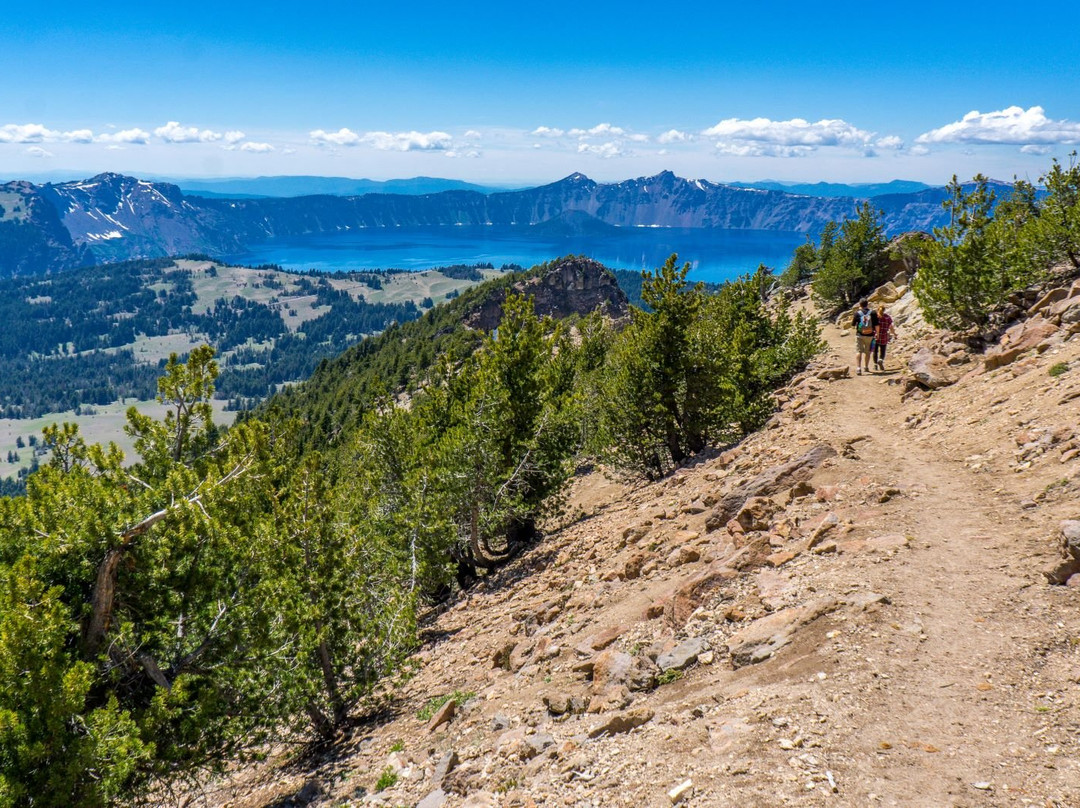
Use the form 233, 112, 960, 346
856, 367, 862, 375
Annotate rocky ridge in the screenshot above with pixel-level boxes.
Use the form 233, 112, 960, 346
464, 256, 627, 331
205, 270, 1080, 808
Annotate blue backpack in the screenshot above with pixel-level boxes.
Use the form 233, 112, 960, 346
856, 309, 875, 336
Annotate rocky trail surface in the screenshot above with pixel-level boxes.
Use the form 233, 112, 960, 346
207, 280, 1080, 808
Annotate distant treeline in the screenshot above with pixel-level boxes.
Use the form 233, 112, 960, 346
0, 258, 427, 418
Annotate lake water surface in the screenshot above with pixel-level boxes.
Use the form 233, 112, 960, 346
224, 225, 806, 285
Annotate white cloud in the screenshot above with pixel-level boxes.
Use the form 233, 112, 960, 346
910, 144, 930, 156
64, 129, 95, 144
569, 123, 625, 138
703, 116, 875, 148
360, 130, 453, 151
531, 126, 565, 137
916, 106, 1080, 146
0, 123, 59, 143
101, 128, 150, 144
464, 129, 482, 139
282, 147, 296, 155
875, 135, 904, 150
446, 149, 481, 159
657, 129, 690, 144
25, 146, 54, 158
0, 123, 114, 144
239, 141, 275, 153
310, 127, 362, 146
1020, 144, 1052, 155
627, 133, 650, 143
577, 141, 626, 158
105, 144, 125, 151
224, 130, 246, 144
154, 121, 224, 143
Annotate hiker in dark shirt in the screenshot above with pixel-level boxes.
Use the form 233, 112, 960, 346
852, 299, 878, 376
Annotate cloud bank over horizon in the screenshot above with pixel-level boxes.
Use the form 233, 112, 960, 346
3, 107, 1078, 184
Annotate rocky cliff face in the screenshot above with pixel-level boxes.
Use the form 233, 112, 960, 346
38, 173, 242, 261
465, 256, 628, 330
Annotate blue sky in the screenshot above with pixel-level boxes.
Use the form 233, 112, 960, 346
2, 1, 1078, 185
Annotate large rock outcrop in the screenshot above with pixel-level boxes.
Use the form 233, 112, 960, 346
465, 256, 628, 330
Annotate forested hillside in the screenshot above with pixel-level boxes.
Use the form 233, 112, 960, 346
0, 259, 498, 419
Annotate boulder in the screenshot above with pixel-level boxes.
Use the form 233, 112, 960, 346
786, 480, 815, 503
726, 598, 839, 667
543, 692, 588, 716
496, 727, 539, 760
574, 625, 625, 656
426, 698, 456, 732
1062, 520, 1080, 560
868, 281, 904, 305
908, 348, 961, 389
665, 545, 701, 567
736, 496, 779, 532
656, 637, 710, 672
525, 732, 555, 759
508, 639, 535, 672
491, 640, 516, 670
1048, 520, 1080, 584
622, 552, 651, 580
815, 366, 850, 381
1056, 297, 1080, 332
1028, 287, 1071, 316
587, 707, 655, 738
984, 315, 1060, 371
591, 649, 657, 693
431, 750, 459, 787
766, 550, 797, 568
705, 444, 837, 531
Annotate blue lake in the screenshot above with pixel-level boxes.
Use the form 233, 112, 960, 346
223, 225, 807, 285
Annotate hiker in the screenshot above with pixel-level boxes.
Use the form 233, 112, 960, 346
873, 305, 896, 370
852, 299, 878, 375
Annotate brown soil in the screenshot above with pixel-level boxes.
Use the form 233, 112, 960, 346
203, 288, 1080, 808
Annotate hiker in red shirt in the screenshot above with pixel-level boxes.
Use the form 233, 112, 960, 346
873, 305, 896, 371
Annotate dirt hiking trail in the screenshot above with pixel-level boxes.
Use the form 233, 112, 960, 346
207, 293, 1080, 808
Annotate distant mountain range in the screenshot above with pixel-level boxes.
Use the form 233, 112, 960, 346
169, 175, 501, 198
731, 179, 935, 198
0, 170, 1016, 278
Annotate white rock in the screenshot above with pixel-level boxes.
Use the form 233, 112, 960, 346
668, 779, 694, 804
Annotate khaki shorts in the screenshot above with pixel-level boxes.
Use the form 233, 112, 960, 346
857, 335, 873, 353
